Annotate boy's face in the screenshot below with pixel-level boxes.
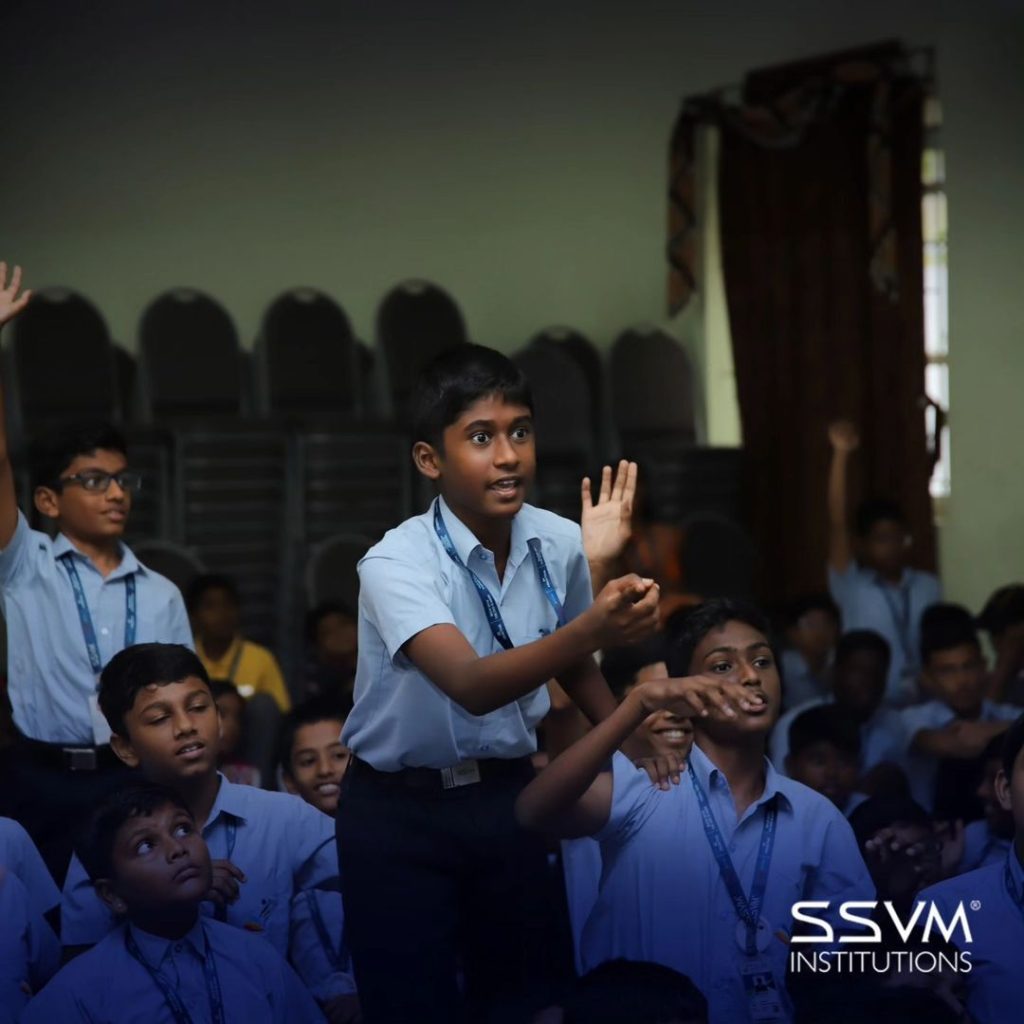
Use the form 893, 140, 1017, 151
193, 587, 240, 642
284, 719, 350, 816
832, 650, 888, 721
625, 661, 695, 761
96, 801, 212, 919
414, 394, 536, 530
858, 517, 909, 577
923, 642, 987, 716
995, 750, 1024, 840
112, 677, 221, 786
786, 609, 839, 662
690, 620, 781, 740
214, 691, 245, 759
315, 611, 358, 674
978, 754, 1015, 839
786, 741, 858, 811
34, 448, 132, 541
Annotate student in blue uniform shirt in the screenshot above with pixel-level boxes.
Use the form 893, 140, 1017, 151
0, 867, 60, 1023
0, 263, 191, 882
22, 783, 323, 1023
516, 599, 875, 1024
0, 817, 60, 925
337, 345, 663, 1024
919, 711, 1024, 1024
61, 643, 338, 964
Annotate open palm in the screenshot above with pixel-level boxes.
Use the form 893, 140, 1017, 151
581, 460, 637, 565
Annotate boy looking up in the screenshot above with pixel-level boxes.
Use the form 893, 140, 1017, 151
516, 599, 873, 1024
23, 783, 323, 1023
826, 420, 941, 705
337, 344, 662, 1023
0, 264, 192, 881
60, 643, 338, 965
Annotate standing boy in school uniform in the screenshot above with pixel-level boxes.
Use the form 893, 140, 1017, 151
0, 263, 192, 881
337, 344, 663, 1024
61, 642, 339, 977
516, 599, 874, 1024
826, 420, 941, 706
22, 782, 324, 1023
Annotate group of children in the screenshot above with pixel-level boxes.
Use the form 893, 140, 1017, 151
1, 261, 1023, 1023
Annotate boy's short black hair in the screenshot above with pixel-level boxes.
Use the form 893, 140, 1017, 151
76, 782, 191, 883
411, 343, 534, 448
99, 643, 211, 737
561, 958, 708, 1024
278, 695, 350, 775
665, 598, 772, 677
854, 498, 908, 538
305, 600, 356, 645
1000, 712, 1024, 778
848, 794, 932, 850
781, 593, 840, 632
600, 636, 669, 700
210, 679, 241, 702
184, 573, 240, 615
788, 705, 861, 759
919, 602, 980, 665
977, 584, 1024, 637
834, 629, 891, 669
32, 421, 128, 489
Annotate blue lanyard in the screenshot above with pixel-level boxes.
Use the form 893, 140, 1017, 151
125, 926, 225, 1024
874, 577, 915, 670
306, 890, 350, 974
689, 762, 777, 956
433, 501, 565, 651
212, 818, 237, 924
59, 554, 137, 674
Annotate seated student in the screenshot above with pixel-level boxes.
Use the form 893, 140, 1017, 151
516, 599, 874, 1024
0, 816, 60, 924
23, 783, 322, 1023
825, 420, 941, 706
918, 711, 1024, 1024
304, 601, 358, 706
0, 867, 60, 1023
771, 630, 903, 785
212, 680, 262, 788
61, 643, 338, 961
899, 604, 1019, 813
977, 582, 1024, 704
778, 594, 840, 710
959, 733, 1014, 872
279, 699, 359, 1023
784, 705, 867, 817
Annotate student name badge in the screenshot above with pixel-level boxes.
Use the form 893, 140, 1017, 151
88, 693, 113, 746
739, 956, 784, 1024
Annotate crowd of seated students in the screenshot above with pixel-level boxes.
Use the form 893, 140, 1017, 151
2, 264, 1024, 1024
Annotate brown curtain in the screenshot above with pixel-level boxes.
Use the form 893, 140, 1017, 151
670, 45, 935, 599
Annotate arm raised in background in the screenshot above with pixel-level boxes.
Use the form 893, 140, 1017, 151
0, 263, 32, 549
827, 420, 860, 573
581, 460, 637, 595
911, 718, 1011, 759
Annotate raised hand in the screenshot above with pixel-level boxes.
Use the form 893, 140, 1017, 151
828, 419, 860, 453
0, 263, 31, 327
581, 460, 637, 568
587, 573, 660, 649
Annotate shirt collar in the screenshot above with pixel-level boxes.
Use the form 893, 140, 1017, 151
689, 742, 793, 815
196, 635, 242, 669
203, 773, 250, 833
128, 914, 206, 967
434, 496, 539, 570
53, 532, 142, 582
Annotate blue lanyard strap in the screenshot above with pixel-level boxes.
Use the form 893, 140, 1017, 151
125, 926, 225, 1024
212, 818, 237, 924
433, 502, 564, 651
306, 890, 350, 974
59, 554, 137, 675
688, 762, 777, 956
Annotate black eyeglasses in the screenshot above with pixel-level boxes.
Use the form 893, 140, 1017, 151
56, 471, 142, 494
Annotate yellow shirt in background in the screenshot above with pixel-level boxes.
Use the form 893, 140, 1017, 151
196, 635, 292, 712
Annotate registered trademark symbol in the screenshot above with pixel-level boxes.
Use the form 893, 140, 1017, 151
970, 901, 981, 911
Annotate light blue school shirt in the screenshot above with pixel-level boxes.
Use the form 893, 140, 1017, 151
919, 848, 1024, 1024
0, 512, 192, 744
828, 562, 941, 706
20, 917, 324, 1023
61, 775, 338, 952
959, 820, 1011, 873
581, 745, 875, 1024
0, 817, 59, 919
0, 868, 59, 1024
780, 649, 831, 711
289, 888, 356, 1003
770, 697, 904, 776
561, 836, 603, 974
897, 699, 1020, 812
342, 496, 593, 771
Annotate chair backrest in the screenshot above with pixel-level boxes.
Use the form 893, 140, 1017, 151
511, 344, 594, 460
5, 288, 118, 439
130, 539, 206, 599
138, 289, 244, 421
306, 533, 374, 612
255, 288, 359, 419
376, 280, 468, 422
609, 325, 696, 442
529, 326, 606, 442
681, 513, 757, 601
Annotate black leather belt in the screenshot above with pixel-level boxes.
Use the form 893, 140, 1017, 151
17, 735, 123, 772
350, 755, 533, 793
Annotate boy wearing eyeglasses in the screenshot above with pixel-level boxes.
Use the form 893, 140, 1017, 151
0, 262, 192, 884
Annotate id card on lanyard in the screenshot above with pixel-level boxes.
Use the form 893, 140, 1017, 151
60, 553, 136, 745
433, 501, 565, 650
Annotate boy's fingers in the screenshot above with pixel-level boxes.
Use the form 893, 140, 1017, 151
611, 459, 628, 501
598, 465, 612, 504
580, 476, 592, 510
623, 461, 638, 505
9, 265, 21, 294
0, 262, 6, 289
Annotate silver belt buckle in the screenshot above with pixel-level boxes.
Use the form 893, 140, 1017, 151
440, 760, 482, 790
64, 747, 98, 771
